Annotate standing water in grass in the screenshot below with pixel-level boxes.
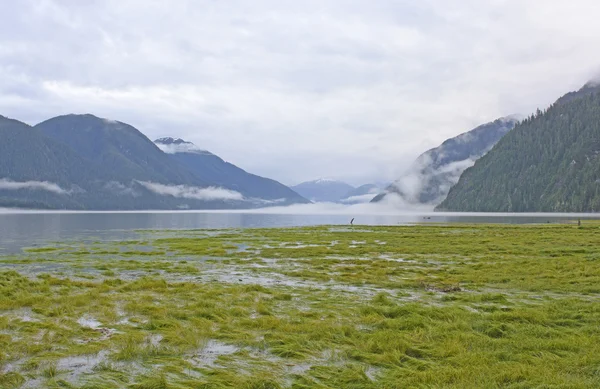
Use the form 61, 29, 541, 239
2, 223, 600, 388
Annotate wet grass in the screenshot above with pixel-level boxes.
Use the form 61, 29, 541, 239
1, 224, 600, 387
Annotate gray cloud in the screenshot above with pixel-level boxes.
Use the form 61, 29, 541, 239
0, 178, 69, 194
137, 181, 244, 201
1, 1, 600, 186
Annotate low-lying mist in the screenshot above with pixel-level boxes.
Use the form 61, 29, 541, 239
241, 193, 434, 215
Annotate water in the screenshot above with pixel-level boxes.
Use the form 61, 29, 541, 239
0, 209, 598, 253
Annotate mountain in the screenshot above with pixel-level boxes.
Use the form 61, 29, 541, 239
0, 114, 215, 210
32, 114, 252, 209
372, 116, 519, 206
35, 114, 202, 185
339, 184, 381, 204
154, 137, 308, 205
0, 115, 99, 209
291, 179, 355, 203
0, 113, 307, 210
437, 82, 600, 212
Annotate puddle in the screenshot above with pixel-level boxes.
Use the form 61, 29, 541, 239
227, 243, 259, 255
1, 307, 40, 323
199, 268, 424, 301
78, 316, 103, 329
0, 358, 27, 374
365, 366, 380, 381
57, 350, 110, 380
379, 254, 411, 263
76, 316, 117, 341
328, 228, 375, 233
280, 242, 322, 249
21, 378, 44, 389
188, 340, 239, 367
149, 334, 163, 347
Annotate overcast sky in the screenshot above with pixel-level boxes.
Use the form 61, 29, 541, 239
2, 0, 600, 186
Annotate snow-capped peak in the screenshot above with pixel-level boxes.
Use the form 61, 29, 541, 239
155, 137, 193, 146
154, 137, 213, 155
313, 178, 340, 184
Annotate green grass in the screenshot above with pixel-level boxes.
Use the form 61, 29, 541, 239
1, 224, 600, 387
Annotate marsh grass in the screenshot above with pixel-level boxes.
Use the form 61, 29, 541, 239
2, 224, 600, 387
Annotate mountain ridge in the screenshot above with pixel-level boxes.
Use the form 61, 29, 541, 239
372, 116, 519, 206
0, 113, 309, 209
437, 82, 600, 212
36, 114, 204, 186
291, 179, 355, 203
154, 137, 309, 205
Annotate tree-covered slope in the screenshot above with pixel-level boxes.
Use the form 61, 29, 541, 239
155, 137, 309, 205
0, 115, 102, 186
372, 117, 518, 205
437, 83, 600, 212
36, 114, 203, 186
0, 114, 308, 210
0, 115, 101, 208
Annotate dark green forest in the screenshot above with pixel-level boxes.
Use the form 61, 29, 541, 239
438, 84, 600, 212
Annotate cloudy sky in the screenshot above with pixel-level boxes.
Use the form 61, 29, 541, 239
1, 0, 600, 186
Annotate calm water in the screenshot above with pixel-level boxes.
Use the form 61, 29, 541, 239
1, 209, 599, 253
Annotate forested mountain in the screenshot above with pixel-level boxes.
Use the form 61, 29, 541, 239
155, 137, 308, 205
0, 115, 100, 186
36, 115, 202, 185
291, 179, 355, 203
372, 117, 518, 206
0, 115, 99, 209
437, 82, 600, 212
0, 114, 308, 210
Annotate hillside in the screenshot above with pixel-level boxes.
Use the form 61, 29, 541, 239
372, 117, 518, 205
155, 137, 308, 205
437, 83, 600, 212
36, 115, 202, 185
0, 115, 101, 209
0, 115, 203, 210
0, 114, 309, 210
291, 179, 355, 203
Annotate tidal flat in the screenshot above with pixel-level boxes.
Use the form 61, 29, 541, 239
1, 223, 600, 388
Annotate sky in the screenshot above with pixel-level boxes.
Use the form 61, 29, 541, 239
1, 0, 600, 187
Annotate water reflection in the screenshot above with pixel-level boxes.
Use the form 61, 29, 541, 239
0, 210, 598, 253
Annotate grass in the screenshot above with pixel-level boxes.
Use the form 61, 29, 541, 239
1, 224, 600, 387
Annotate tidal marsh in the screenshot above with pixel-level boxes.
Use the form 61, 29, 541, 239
1, 224, 600, 388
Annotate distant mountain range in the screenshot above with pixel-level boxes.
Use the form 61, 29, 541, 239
0, 114, 308, 210
438, 82, 600, 212
154, 137, 306, 205
372, 116, 519, 206
291, 179, 384, 203
340, 184, 382, 204
7, 79, 598, 213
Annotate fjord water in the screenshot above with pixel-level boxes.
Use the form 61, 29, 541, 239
1, 210, 600, 253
